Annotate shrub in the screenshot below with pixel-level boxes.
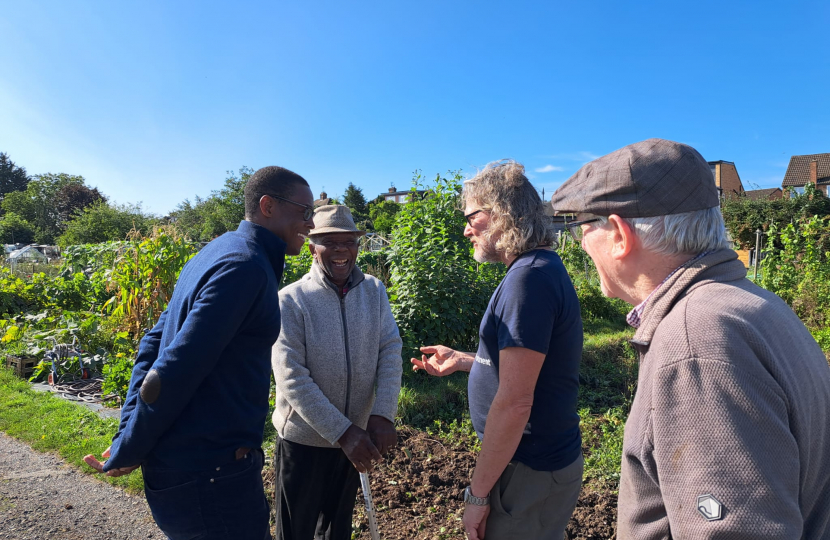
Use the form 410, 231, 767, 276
387, 173, 505, 356
281, 243, 313, 288
357, 248, 391, 288
721, 182, 830, 249
760, 215, 830, 329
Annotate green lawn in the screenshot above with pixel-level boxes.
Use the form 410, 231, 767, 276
0, 366, 144, 493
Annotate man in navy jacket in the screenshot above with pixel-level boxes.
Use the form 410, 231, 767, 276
84, 166, 315, 540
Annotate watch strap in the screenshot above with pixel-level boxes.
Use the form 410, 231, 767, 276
464, 486, 490, 506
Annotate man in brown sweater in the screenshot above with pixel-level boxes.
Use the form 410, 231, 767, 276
550, 138, 830, 539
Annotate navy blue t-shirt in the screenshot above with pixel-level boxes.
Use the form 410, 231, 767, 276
468, 248, 582, 471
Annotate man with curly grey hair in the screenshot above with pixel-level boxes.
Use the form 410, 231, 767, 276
412, 160, 584, 540
551, 138, 830, 539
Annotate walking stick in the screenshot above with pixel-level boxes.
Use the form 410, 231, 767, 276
359, 471, 381, 540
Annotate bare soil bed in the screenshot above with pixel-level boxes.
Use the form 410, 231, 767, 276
343, 428, 618, 539
271, 428, 618, 539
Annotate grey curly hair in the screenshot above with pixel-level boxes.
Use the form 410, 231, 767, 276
462, 160, 558, 259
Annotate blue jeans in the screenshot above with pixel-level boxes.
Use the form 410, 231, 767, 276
142, 449, 272, 540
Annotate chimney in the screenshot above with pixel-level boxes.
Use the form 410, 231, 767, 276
810, 160, 818, 185
388, 187, 396, 193
320, 191, 327, 199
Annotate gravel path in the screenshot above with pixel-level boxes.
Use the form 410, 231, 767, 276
0, 432, 162, 540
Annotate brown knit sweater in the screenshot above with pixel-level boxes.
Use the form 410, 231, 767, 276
618, 249, 830, 539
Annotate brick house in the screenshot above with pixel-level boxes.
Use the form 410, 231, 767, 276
743, 187, 783, 201
377, 186, 427, 204
708, 161, 745, 200
313, 191, 332, 208
782, 153, 830, 195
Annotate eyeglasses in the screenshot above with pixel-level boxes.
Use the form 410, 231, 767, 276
264, 194, 314, 221
317, 239, 359, 249
463, 209, 486, 226
564, 218, 602, 243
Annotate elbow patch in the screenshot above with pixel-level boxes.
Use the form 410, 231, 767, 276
140, 369, 161, 404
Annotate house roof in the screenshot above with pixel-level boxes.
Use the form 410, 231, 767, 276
782, 153, 830, 187
743, 188, 782, 201
377, 188, 428, 200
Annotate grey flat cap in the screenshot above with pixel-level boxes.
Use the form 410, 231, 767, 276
549, 138, 719, 218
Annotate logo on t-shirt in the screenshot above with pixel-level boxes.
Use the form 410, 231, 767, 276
475, 354, 491, 366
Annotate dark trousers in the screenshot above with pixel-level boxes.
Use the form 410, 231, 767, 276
275, 438, 360, 540
142, 449, 272, 540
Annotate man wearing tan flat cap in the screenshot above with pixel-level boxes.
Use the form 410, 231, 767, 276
271, 205, 402, 540
551, 138, 830, 539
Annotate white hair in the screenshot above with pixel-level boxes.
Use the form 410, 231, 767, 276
597, 207, 730, 256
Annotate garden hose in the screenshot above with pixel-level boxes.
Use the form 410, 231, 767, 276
52, 377, 112, 403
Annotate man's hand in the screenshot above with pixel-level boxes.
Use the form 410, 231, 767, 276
463, 503, 490, 540
366, 415, 397, 456
338, 424, 382, 473
83, 447, 141, 478
410, 345, 470, 376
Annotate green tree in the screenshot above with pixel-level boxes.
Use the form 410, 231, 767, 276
342, 182, 368, 223
213, 167, 252, 230
55, 183, 106, 226
56, 200, 154, 246
0, 173, 87, 243
0, 212, 36, 244
0, 152, 29, 205
168, 167, 252, 241
368, 199, 401, 235
169, 196, 227, 241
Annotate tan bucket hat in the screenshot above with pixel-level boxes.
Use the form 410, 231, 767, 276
307, 205, 366, 236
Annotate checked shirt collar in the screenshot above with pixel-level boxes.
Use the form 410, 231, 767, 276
626, 251, 711, 329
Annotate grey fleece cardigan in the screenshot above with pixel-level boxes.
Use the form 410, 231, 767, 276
619, 249, 830, 539
271, 263, 402, 448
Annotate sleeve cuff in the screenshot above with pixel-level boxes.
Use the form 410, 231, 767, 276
324, 417, 354, 446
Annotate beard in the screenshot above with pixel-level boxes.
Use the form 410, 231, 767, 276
473, 237, 500, 263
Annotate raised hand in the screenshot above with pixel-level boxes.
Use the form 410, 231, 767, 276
410, 345, 472, 376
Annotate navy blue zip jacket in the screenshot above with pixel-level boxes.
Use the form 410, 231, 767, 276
104, 220, 286, 472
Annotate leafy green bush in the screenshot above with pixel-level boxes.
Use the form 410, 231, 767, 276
576, 281, 628, 322
357, 248, 391, 288
388, 173, 504, 356
760, 215, 830, 329
281, 243, 313, 288
59, 242, 126, 276
722, 182, 830, 249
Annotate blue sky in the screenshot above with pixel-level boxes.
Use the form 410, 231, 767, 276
1, 1, 828, 215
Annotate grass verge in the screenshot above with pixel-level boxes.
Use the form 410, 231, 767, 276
0, 366, 143, 493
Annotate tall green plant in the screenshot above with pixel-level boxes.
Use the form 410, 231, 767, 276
760, 215, 830, 328
105, 227, 198, 337
387, 173, 504, 355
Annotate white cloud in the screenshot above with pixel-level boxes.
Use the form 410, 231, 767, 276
544, 151, 600, 162
535, 164, 564, 173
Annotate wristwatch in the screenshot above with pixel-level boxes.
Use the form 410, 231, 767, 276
464, 486, 490, 506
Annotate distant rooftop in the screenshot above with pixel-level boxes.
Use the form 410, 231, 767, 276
782, 153, 830, 187
743, 187, 782, 201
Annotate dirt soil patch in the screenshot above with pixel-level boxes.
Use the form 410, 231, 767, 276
342, 428, 617, 540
